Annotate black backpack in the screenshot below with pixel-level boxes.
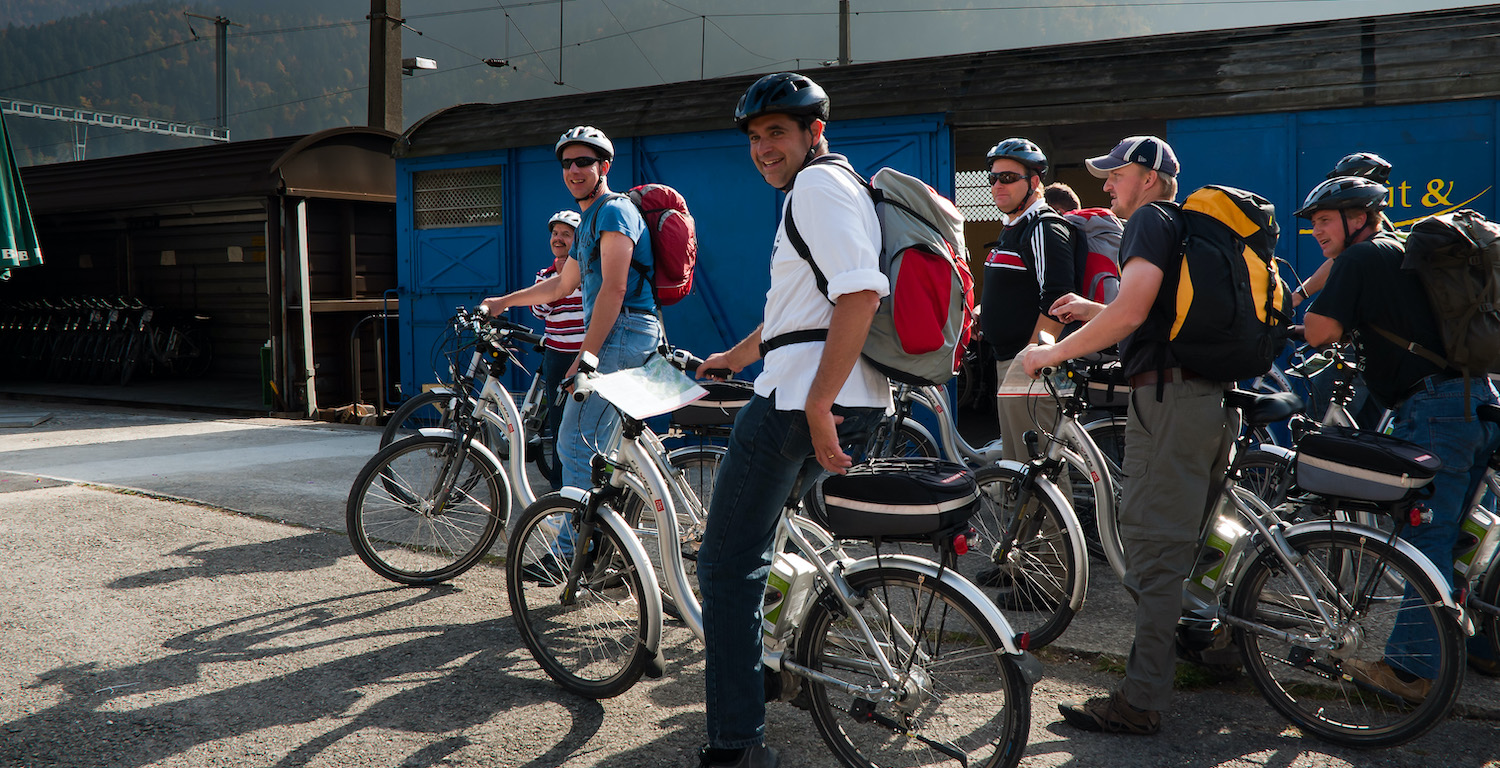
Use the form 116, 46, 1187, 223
1149, 185, 1293, 382
1372, 209, 1500, 404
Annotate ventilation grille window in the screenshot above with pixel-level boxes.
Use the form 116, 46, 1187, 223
414, 166, 503, 229
955, 170, 1001, 223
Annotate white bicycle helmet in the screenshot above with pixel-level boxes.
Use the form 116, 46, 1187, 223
547, 210, 581, 230
555, 126, 614, 161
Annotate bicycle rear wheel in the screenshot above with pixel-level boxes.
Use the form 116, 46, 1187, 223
381, 389, 458, 448
795, 566, 1030, 768
964, 464, 1083, 649
345, 435, 508, 585
1078, 415, 1126, 563
507, 493, 651, 698
1477, 557, 1500, 668
1231, 527, 1463, 747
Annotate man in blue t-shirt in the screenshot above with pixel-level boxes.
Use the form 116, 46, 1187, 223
481, 126, 661, 507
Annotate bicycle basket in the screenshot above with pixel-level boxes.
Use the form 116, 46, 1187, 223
807, 457, 979, 542
1292, 426, 1441, 502
671, 380, 753, 427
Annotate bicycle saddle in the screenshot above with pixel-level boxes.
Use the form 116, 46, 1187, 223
1478, 403, 1500, 425
1226, 389, 1302, 427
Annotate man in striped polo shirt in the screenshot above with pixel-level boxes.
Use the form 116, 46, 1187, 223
531, 210, 583, 489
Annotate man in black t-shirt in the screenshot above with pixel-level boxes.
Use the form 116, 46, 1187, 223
1302, 175, 1500, 699
1023, 136, 1235, 736
979, 138, 1076, 463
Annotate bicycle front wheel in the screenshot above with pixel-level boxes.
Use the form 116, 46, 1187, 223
507, 493, 652, 698
345, 435, 509, 585
795, 566, 1030, 768
1231, 527, 1463, 747
965, 464, 1083, 649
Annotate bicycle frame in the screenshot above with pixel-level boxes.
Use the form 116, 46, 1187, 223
420, 333, 548, 509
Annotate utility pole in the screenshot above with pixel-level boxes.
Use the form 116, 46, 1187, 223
367, 0, 402, 133
838, 0, 851, 66
185, 13, 243, 129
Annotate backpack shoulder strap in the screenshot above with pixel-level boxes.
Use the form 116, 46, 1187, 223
783, 155, 870, 305
1369, 324, 1456, 371
588, 192, 651, 300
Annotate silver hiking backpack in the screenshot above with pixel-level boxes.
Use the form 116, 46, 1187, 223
766, 155, 975, 387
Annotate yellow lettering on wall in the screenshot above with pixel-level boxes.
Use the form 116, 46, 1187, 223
1422, 179, 1453, 208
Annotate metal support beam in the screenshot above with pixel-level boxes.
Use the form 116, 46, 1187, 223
184, 13, 243, 129
1, 98, 230, 144
367, 0, 403, 133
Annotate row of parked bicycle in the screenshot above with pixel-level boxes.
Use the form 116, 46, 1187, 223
0, 296, 212, 385
339, 308, 1500, 767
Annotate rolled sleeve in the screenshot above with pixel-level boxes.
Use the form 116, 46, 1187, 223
791, 166, 888, 302
826, 267, 889, 299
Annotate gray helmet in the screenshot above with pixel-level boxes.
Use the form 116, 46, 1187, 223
1295, 176, 1389, 219
555, 126, 613, 161
1327, 152, 1392, 184
547, 210, 581, 230
734, 72, 829, 132
986, 138, 1048, 176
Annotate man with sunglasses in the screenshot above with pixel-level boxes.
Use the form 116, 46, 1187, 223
980, 138, 1076, 465
479, 125, 660, 502
693, 72, 889, 768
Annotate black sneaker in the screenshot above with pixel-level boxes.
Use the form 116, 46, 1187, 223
696, 744, 779, 768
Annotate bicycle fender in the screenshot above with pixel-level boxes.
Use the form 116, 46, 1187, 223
588, 501, 669, 676
553, 485, 591, 505
988, 460, 1090, 613
1281, 520, 1473, 635
1254, 443, 1295, 464
840, 553, 1037, 673
414, 427, 506, 475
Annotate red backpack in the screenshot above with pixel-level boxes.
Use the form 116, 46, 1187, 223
626, 184, 697, 306
1061, 207, 1123, 304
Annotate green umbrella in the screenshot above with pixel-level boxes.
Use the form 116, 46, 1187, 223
0, 113, 43, 281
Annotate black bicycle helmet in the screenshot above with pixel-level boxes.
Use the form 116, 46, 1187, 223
985, 138, 1048, 175
1326, 152, 1392, 184
734, 72, 830, 132
1295, 176, 1389, 219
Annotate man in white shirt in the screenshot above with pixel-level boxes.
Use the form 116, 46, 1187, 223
693, 72, 891, 768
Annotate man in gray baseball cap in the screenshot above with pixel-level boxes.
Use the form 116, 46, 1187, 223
1086, 135, 1180, 179
1025, 133, 1237, 736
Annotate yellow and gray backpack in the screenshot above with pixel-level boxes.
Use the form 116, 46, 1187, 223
1149, 185, 1293, 382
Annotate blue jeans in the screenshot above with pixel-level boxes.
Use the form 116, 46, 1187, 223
540, 347, 573, 489
697, 392, 883, 750
1385, 375, 1500, 678
555, 311, 661, 557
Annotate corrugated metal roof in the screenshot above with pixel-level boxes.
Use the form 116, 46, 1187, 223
397, 5, 1500, 159
22, 126, 398, 214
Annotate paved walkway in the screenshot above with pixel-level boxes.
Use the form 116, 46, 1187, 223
2, 401, 1497, 768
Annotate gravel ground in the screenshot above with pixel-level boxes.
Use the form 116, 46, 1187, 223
1, 481, 1497, 768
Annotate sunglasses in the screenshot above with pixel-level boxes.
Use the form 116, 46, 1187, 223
987, 171, 1033, 186
559, 156, 602, 170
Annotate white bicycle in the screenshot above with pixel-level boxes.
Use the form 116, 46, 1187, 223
505, 351, 1038, 768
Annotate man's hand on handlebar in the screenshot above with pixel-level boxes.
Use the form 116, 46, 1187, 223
698, 350, 743, 381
